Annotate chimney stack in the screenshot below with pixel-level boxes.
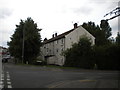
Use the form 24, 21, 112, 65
55, 33, 57, 37
44, 38, 47, 41
52, 34, 54, 38
74, 23, 78, 29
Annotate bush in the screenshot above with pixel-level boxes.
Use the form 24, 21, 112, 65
64, 37, 95, 69
94, 44, 119, 70
63, 36, 120, 70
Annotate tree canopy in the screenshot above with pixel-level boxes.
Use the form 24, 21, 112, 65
8, 17, 42, 64
116, 32, 120, 45
82, 20, 112, 46
100, 20, 112, 39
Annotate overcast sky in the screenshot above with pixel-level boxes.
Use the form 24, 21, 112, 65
0, 0, 119, 47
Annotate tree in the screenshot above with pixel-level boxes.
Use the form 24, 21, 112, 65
8, 17, 42, 64
63, 36, 94, 69
116, 32, 120, 45
93, 44, 119, 70
100, 20, 112, 44
82, 21, 112, 46
82, 21, 103, 46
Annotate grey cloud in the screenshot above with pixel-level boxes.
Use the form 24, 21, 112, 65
89, 0, 119, 4
71, 7, 93, 15
110, 19, 119, 36
107, 2, 118, 10
112, 23, 118, 32
0, 41, 8, 47
0, 8, 12, 19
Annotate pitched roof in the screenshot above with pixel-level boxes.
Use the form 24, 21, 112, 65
43, 29, 74, 44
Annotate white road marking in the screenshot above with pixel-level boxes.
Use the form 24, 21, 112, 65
0, 81, 3, 84
0, 85, 4, 88
0, 74, 4, 89
7, 78, 10, 81
1, 79, 4, 81
0, 71, 13, 88
6, 71, 12, 88
7, 81, 11, 84
8, 85, 12, 88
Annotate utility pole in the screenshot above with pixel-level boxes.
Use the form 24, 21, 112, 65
22, 24, 25, 64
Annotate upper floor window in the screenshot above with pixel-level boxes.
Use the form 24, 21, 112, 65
56, 40, 59, 44
47, 43, 49, 46
49, 49, 51, 54
61, 39, 64, 44
49, 42, 52, 46
46, 48, 48, 52
61, 48, 64, 52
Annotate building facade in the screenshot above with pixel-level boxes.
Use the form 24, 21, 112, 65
0, 46, 2, 57
41, 23, 95, 66
0, 46, 9, 58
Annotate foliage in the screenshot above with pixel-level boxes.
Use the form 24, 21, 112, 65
116, 32, 120, 45
63, 36, 95, 69
7, 17, 41, 64
100, 20, 112, 39
63, 36, 119, 70
93, 44, 119, 70
82, 21, 112, 46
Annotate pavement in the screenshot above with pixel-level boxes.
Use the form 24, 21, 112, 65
0, 62, 120, 89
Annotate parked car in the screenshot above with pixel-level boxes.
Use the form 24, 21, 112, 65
34, 60, 46, 65
2, 55, 11, 63
2, 58, 8, 63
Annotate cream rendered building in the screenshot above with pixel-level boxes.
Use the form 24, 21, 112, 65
41, 23, 95, 66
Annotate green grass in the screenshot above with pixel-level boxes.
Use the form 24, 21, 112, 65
46, 65, 79, 69
15, 63, 42, 67
14, 63, 78, 69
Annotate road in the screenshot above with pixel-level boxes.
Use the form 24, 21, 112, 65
0, 63, 120, 89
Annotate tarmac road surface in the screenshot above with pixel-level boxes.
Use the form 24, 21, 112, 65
0, 63, 120, 89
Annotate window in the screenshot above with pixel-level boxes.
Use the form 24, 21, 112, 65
56, 40, 59, 44
49, 49, 51, 54
46, 48, 48, 52
61, 39, 64, 44
56, 48, 59, 52
49, 42, 52, 46
61, 48, 64, 52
